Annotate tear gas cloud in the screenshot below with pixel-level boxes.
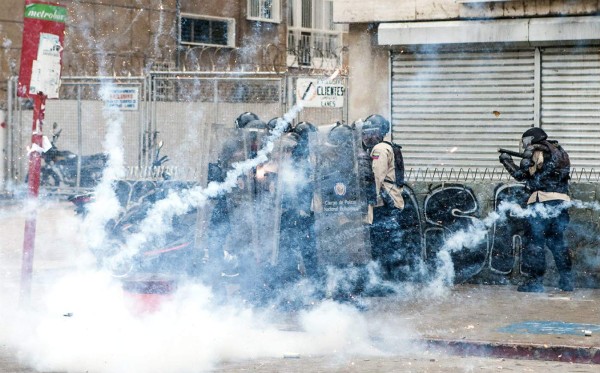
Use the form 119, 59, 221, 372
2, 270, 415, 373
2, 7, 598, 372
0, 67, 424, 373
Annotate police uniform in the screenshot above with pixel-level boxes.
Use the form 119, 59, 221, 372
369, 141, 404, 279
500, 134, 572, 292
370, 142, 404, 210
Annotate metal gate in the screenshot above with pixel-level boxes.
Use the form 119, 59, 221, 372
540, 46, 600, 170
6, 76, 148, 189
391, 49, 536, 172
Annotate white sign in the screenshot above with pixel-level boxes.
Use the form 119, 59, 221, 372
106, 87, 139, 111
296, 78, 345, 108
29, 33, 62, 98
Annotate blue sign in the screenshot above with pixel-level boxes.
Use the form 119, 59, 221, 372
497, 321, 600, 336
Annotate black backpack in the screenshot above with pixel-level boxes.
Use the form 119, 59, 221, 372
382, 141, 405, 187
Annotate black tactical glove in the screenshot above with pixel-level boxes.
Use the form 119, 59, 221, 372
520, 157, 533, 169
499, 152, 513, 163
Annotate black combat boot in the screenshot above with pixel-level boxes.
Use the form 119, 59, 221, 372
517, 277, 544, 293
558, 272, 574, 292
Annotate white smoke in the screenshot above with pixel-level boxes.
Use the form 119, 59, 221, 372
423, 197, 579, 292
105, 75, 321, 266
81, 84, 127, 249
1, 269, 414, 373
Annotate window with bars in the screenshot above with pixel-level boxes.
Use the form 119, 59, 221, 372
287, 0, 345, 67
179, 14, 235, 48
248, 0, 281, 23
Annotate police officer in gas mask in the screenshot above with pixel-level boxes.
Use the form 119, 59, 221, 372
499, 128, 573, 292
361, 114, 405, 280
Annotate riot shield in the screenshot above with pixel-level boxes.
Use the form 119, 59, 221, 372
310, 123, 372, 267
198, 124, 279, 298
268, 132, 320, 284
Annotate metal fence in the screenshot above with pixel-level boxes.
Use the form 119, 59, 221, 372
5, 71, 349, 191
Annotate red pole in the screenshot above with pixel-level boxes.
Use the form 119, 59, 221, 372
21, 92, 46, 303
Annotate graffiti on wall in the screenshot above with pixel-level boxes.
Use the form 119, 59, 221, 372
423, 184, 488, 283
490, 184, 529, 276
92, 179, 540, 284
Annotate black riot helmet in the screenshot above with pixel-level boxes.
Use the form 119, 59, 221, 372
520, 127, 548, 151
360, 117, 384, 149
267, 117, 291, 132
293, 121, 317, 160
522, 127, 548, 144
363, 114, 390, 136
294, 121, 317, 143
235, 112, 260, 129
327, 121, 354, 146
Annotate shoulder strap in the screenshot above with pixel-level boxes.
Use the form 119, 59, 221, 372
382, 141, 402, 149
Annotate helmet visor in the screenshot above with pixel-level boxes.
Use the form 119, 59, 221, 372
362, 127, 381, 148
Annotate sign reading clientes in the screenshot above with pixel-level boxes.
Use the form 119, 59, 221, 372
297, 78, 345, 108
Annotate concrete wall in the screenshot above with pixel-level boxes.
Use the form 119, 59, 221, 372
334, 0, 600, 23
346, 24, 389, 123
408, 180, 600, 288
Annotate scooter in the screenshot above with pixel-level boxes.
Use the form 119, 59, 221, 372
39, 123, 108, 188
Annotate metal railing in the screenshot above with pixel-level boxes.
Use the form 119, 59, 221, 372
404, 167, 600, 183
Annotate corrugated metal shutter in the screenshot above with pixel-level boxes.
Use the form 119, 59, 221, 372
391, 50, 535, 170
541, 47, 600, 171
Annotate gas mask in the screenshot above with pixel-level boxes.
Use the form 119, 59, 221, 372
362, 127, 381, 149
520, 135, 534, 153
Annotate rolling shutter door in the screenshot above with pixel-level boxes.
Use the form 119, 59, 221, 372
541, 47, 600, 170
391, 50, 535, 171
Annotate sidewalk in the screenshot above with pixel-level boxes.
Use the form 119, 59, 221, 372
366, 284, 600, 364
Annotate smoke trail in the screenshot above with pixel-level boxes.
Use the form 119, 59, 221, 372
423, 197, 584, 292
107, 72, 335, 266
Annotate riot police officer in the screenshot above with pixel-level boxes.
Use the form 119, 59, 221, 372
361, 114, 405, 280
235, 112, 260, 129
499, 127, 573, 292
267, 117, 292, 134
290, 122, 319, 279
204, 113, 267, 293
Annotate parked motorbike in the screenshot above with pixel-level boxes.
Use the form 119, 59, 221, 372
38, 122, 108, 188
69, 141, 201, 277
68, 140, 170, 216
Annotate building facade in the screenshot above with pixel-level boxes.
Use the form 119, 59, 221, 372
335, 0, 600, 172
0, 0, 347, 108
333, 1, 600, 287
0, 0, 349, 187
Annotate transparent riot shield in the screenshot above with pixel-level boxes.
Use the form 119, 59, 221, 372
310, 123, 372, 267
198, 123, 278, 298
267, 132, 321, 284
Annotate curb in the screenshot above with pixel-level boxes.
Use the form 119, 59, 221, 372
424, 338, 600, 364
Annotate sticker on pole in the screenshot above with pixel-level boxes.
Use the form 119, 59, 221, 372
296, 78, 345, 108
17, 1, 67, 99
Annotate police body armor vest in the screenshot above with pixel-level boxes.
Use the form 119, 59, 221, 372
527, 140, 570, 194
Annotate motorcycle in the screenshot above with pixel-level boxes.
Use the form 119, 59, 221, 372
70, 141, 201, 277
38, 122, 108, 188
